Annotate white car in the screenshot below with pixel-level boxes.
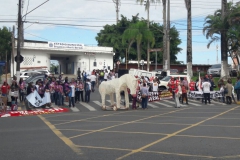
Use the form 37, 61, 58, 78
183, 69, 187, 74
19, 71, 42, 80
29, 69, 51, 76
158, 75, 189, 91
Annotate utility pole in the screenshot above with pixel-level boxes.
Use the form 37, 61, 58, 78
113, 0, 120, 24
185, 0, 192, 78
16, 0, 22, 81
146, 0, 150, 71
162, 0, 167, 70
166, 0, 170, 72
12, 26, 15, 77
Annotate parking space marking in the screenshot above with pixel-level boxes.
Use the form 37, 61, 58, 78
176, 134, 240, 140
79, 102, 97, 111
69, 108, 188, 139
38, 115, 83, 156
116, 106, 240, 160
147, 103, 159, 108
155, 101, 172, 108
70, 107, 80, 112
53, 110, 130, 126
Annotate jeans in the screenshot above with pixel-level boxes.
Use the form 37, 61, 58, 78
69, 97, 75, 107
221, 92, 225, 103
75, 91, 80, 102
204, 93, 211, 104
226, 96, 232, 104
236, 89, 240, 101
19, 90, 24, 102
91, 81, 96, 90
50, 93, 55, 103
85, 91, 91, 102
55, 92, 62, 106
141, 97, 148, 109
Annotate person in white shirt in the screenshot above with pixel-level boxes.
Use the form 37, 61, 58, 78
201, 78, 211, 104
90, 73, 97, 92
68, 78, 76, 108
104, 71, 108, 81
152, 80, 158, 92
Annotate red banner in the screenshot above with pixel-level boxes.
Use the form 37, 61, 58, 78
0, 108, 69, 118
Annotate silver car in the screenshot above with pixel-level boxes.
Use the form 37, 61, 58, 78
207, 64, 234, 76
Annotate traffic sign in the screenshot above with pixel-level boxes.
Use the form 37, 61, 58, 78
15, 55, 24, 63
149, 48, 162, 52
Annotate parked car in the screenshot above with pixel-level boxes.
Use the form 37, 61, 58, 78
207, 64, 236, 77
16, 71, 42, 80
183, 69, 187, 74
24, 74, 46, 86
170, 69, 179, 75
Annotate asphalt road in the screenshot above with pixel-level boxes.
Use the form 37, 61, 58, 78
1, 97, 240, 160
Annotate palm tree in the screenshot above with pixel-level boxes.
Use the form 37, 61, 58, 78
203, 1, 232, 78
122, 21, 155, 69
185, 0, 193, 78
136, 0, 161, 71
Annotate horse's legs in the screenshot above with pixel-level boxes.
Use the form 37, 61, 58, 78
124, 88, 129, 109
116, 90, 121, 109
110, 93, 114, 106
101, 92, 106, 110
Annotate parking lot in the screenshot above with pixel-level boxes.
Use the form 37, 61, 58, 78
39, 104, 240, 160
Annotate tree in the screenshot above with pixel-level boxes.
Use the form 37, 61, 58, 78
0, 26, 12, 61
185, 0, 193, 78
122, 21, 155, 69
203, 0, 231, 77
95, 15, 182, 68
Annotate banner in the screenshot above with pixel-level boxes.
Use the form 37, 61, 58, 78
0, 108, 69, 118
188, 91, 223, 99
137, 90, 172, 102
26, 90, 47, 107
48, 42, 84, 50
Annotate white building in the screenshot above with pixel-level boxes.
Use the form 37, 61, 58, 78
12, 40, 114, 76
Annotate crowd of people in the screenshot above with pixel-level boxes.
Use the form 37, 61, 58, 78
0, 68, 118, 112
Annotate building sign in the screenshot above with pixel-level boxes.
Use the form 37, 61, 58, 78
48, 42, 84, 49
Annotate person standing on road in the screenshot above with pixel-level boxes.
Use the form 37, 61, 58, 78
18, 78, 25, 103
1, 81, 10, 97
189, 79, 196, 91
225, 79, 233, 104
174, 83, 182, 108
104, 70, 108, 81
75, 80, 81, 103
234, 77, 240, 101
202, 78, 211, 104
68, 78, 76, 108
140, 83, 149, 110
168, 77, 176, 100
181, 84, 188, 105
209, 75, 215, 91
90, 73, 97, 92
84, 79, 91, 103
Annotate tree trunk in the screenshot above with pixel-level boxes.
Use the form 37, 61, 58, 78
162, 0, 167, 70
186, 0, 193, 79
221, 0, 229, 78
137, 42, 141, 69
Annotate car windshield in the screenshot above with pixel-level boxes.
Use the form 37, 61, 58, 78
210, 64, 221, 68
161, 76, 171, 81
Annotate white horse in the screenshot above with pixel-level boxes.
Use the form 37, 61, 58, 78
99, 74, 138, 111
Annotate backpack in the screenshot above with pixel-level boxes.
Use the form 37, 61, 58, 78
100, 72, 104, 77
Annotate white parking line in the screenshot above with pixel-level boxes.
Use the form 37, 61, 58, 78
147, 103, 159, 108
93, 101, 102, 106
154, 101, 172, 108
79, 102, 97, 111
70, 107, 80, 112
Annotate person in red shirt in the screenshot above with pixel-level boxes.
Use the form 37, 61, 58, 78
181, 84, 188, 104
189, 79, 196, 91
1, 81, 10, 96
168, 77, 176, 99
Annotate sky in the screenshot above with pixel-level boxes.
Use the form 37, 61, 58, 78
0, 0, 239, 65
